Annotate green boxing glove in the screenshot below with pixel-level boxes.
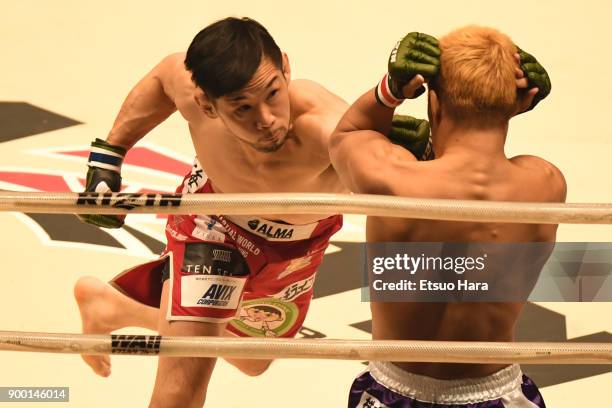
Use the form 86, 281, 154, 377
517, 46, 551, 112
77, 138, 127, 228
376, 32, 441, 108
388, 115, 434, 161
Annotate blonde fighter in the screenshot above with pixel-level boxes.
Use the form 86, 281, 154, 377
330, 27, 565, 407
75, 17, 348, 408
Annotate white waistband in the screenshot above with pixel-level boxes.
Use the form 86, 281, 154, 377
369, 362, 523, 404
186, 158, 326, 242
226, 214, 319, 242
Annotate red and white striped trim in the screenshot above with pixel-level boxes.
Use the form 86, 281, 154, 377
375, 73, 404, 108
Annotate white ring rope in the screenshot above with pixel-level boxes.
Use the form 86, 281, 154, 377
0, 331, 610, 364
1, 191, 612, 224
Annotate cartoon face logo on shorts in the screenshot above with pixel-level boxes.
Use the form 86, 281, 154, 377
229, 298, 298, 337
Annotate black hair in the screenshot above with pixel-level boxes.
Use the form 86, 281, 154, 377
184, 17, 283, 99
247, 305, 281, 317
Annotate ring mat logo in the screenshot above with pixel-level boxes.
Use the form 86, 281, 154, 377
0, 102, 191, 253
0, 102, 81, 143
3, 103, 609, 387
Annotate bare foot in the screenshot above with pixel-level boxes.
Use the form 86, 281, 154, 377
74, 276, 120, 377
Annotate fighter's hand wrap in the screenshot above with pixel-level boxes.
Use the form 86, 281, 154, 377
375, 32, 441, 108
78, 138, 127, 228
517, 46, 551, 112
388, 115, 434, 161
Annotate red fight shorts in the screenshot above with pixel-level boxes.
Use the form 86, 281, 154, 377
110, 160, 342, 338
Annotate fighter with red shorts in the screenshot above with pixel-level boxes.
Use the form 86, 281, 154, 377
75, 17, 430, 407
110, 159, 341, 338
73, 16, 352, 407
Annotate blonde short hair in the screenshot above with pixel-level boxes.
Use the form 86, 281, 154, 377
436, 25, 517, 124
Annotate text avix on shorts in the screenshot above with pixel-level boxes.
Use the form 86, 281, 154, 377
110, 159, 342, 338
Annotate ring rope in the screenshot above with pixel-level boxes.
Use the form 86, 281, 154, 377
1, 191, 612, 224
0, 331, 611, 364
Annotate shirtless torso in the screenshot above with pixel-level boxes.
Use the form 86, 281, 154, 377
330, 79, 566, 380
77, 17, 358, 406
367, 152, 565, 379
89, 48, 350, 406
129, 53, 347, 223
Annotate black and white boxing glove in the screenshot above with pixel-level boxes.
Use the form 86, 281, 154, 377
78, 138, 126, 228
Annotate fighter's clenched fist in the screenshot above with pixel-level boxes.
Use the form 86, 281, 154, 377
78, 138, 126, 228
388, 115, 433, 161
376, 32, 441, 107
516, 46, 551, 112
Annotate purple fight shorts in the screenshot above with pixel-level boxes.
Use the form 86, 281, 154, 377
348, 362, 546, 408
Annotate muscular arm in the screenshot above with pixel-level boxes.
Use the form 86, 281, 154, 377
329, 87, 417, 194
106, 53, 184, 150
290, 80, 348, 163
512, 155, 567, 203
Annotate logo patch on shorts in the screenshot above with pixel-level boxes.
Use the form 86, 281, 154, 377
198, 284, 237, 305
212, 248, 232, 263
192, 227, 225, 243
192, 215, 226, 243
229, 298, 298, 337
180, 275, 245, 309
277, 255, 314, 280
181, 243, 248, 277
248, 219, 259, 230
183, 161, 206, 193
274, 275, 316, 301
247, 220, 294, 240
357, 392, 389, 408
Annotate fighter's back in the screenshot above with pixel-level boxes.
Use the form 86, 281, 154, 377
367, 152, 566, 379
